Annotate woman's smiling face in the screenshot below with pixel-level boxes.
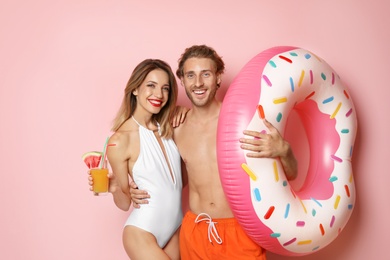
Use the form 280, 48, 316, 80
133, 68, 171, 115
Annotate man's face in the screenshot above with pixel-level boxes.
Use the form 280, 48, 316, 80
181, 57, 221, 107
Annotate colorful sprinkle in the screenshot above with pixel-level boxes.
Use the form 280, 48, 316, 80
273, 97, 288, 104
284, 203, 290, 218
334, 195, 341, 209
283, 180, 288, 187
321, 73, 326, 80
290, 52, 298, 56
290, 77, 295, 92
319, 224, 325, 236
276, 113, 282, 122
330, 102, 342, 119
312, 209, 317, 216
283, 238, 297, 246
298, 70, 305, 87
257, 105, 265, 119
322, 96, 334, 104
311, 197, 323, 207
273, 161, 279, 182
270, 233, 281, 237
241, 163, 257, 181
253, 188, 261, 201
341, 129, 349, 134
264, 206, 275, 219
343, 90, 350, 99
329, 176, 338, 182
348, 204, 353, 210
263, 75, 272, 86
332, 72, 335, 85
300, 199, 308, 214
290, 187, 297, 198
330, 215, 336, 227
346, 108, 353, 117
312, 52, 322, 62
298, 240, 312, 245
312, 246, 320, 251
296, 221, 305, 227
310, 70, 314, 84
345, 185, 351, 197
269, 60, 277, 68
305, 91, 315, 100
331, 155, 343, 163
279, 55, 292, 63
305, 53, 311, 59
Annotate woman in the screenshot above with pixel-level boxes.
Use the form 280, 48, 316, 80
93, 59, 182, 259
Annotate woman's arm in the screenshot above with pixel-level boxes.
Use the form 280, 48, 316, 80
107, 134, 132, 211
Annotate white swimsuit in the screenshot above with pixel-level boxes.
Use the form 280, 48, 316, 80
125, 117, 182, 248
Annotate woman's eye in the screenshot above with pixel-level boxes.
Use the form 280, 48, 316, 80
163, 86, 170, 92
147, 84, 155, 88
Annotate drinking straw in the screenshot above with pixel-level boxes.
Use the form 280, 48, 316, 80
99, 137, 109, 169
103, 144, 116, 168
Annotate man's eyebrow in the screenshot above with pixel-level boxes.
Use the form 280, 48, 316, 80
184, 69, 212, 75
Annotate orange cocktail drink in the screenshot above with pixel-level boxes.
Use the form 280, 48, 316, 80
90, 168, 109, 195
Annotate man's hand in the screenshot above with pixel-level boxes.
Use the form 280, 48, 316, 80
129, 181, 150, 209
172, 106, 190, 128
239, 119, 288, 158
239, 118, 297, 180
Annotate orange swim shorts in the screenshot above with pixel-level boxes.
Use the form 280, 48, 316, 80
179, 211, 266, 260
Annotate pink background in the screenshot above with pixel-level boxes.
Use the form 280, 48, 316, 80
1, 0, 389, 259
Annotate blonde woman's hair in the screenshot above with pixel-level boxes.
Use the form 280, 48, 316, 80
111, 59, 178, 138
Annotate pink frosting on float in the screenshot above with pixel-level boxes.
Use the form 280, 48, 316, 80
293, 99, 339, 200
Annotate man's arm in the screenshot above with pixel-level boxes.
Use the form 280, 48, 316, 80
279, 142, 297, 180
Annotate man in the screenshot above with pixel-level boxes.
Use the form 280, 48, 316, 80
131, 45, 297, 259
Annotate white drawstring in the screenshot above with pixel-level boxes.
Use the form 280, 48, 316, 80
195, 213, 223, 245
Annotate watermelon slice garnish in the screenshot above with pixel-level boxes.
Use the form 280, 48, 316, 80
82, 151, 103, 169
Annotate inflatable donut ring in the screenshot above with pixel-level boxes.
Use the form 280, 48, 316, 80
217, 46, 357, 256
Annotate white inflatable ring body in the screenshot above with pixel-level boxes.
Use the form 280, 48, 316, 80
217, 46, 357, 256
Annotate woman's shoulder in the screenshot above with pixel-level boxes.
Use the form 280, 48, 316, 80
110, 120, 139, 148
107, 130, 136, 162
